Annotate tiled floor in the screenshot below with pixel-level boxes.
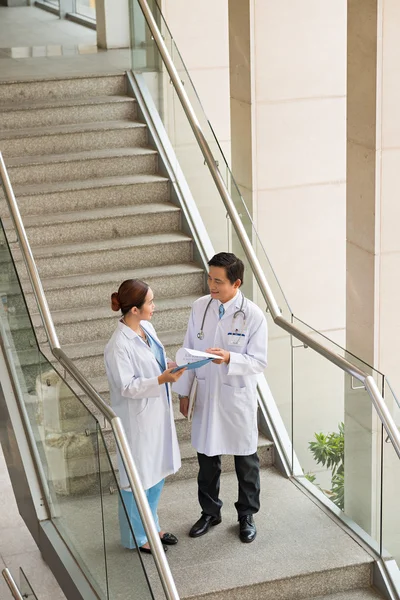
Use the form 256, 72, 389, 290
0, 444, 66, 600
0, 5, 130, 82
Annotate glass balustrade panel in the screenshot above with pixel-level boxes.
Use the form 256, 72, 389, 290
97, 427, 156, 600
292, 340, 383, 552
292, 315, 383, 386
19, 568, 38, 600
37, 351, 108, 599
381, 378, 400, 565
0, 220, 111, 597
0, 221, 57, 511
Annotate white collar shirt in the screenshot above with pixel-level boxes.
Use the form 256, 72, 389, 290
219, 290, 240, 313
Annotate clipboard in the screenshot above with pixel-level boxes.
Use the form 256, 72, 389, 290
188, 377, 198, 422
171, 358, 213, 373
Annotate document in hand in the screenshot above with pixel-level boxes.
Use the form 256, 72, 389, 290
171, 348, 221, 373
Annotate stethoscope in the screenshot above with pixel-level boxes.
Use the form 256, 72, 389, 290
197, 292, 247, 341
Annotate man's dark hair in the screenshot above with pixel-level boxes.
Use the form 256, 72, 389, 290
208, 252, 244, 286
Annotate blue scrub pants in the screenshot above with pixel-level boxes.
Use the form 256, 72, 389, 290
118, 479, 165, 549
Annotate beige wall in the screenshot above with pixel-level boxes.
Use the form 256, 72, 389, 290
161, 0, 231, 148
251, 1, 347, 334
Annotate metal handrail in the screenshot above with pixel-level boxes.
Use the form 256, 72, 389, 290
136, 0, 400, 459
2, 569, 24, 600
0, 153, 179, 600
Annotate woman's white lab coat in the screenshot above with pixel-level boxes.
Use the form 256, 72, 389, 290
173, 293, 268, 456
104, 320, 181, 490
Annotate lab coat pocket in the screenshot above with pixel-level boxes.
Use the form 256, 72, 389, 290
194, 379, 206, 407
136, 398, 149, 432
220, 383, 253, 444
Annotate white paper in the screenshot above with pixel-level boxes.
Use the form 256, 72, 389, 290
175, 347, 220, 365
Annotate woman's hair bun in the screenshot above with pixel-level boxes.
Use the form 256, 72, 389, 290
111, 292, 121, 312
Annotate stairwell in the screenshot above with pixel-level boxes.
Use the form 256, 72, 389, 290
0, 73, 386, 600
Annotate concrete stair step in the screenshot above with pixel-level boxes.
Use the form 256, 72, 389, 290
144, 469, 377, 600
22, 263, 204, 311
0, 120, 148, 157
84, 426, 273, 480
0, 73, 126, 103
32, 294, 199, 345
308, 590, 384, 600
4, 202, 181, 246
0, 94, 137, 129
168, 435, 274, 483
10, 232, 193, 277
55, 377, 191, 442
0, 174, 170, 216
33, 425, 117, 496
5, 147, 158, 185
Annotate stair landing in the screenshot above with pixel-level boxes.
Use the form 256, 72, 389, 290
148, 469, 380, 600
57, 468, 382, 600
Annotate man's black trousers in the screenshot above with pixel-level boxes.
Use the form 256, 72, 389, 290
197, 451, 260, 518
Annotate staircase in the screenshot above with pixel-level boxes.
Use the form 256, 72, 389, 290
0, 74, 386, 600
0, 72, 272, 479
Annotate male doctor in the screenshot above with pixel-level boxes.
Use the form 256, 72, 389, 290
173, 252, 268, 543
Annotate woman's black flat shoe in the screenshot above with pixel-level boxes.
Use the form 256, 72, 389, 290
139, 544, 168, 554
160, 532, 178, 545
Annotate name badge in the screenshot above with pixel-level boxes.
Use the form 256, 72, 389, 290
227, 332, 246, 347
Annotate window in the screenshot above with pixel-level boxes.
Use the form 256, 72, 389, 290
75, 0, 96, 20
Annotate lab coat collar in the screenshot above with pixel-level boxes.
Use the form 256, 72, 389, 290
118, 318, 137, 339
118, 319, 163, 349
141, 322, 163, 347
219, 290, 241, 314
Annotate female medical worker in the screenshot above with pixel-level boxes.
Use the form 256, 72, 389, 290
104, 279, 184, 554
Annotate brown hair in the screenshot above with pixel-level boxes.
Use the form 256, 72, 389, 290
111, 279, 149, 315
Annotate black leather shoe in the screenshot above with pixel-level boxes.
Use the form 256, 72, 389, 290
239, 515, 257, 543
160, 532, 178, 545
139, 544, 168, 554
189, 514, 222, 538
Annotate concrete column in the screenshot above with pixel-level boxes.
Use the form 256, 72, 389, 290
227, 0, 254, 300
160, 0, 232, 252
346, 0, 400, 551
228, 0, 347, 474
96, 0, 130, 49
228, 0, 346, 333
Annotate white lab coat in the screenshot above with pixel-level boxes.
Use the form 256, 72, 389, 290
104, 320, 181, 490
173, 292, 268, 456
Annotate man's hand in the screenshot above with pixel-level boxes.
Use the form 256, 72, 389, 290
180, 396, 189, 418
206, 348, 230, 364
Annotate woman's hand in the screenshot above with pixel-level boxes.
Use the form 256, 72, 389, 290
158, 367, 186, 385
206, 347, 230, 364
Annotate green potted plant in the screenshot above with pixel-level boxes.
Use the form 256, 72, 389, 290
306, 422, 344, 509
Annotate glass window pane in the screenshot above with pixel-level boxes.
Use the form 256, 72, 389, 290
75, 0, 96, 20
